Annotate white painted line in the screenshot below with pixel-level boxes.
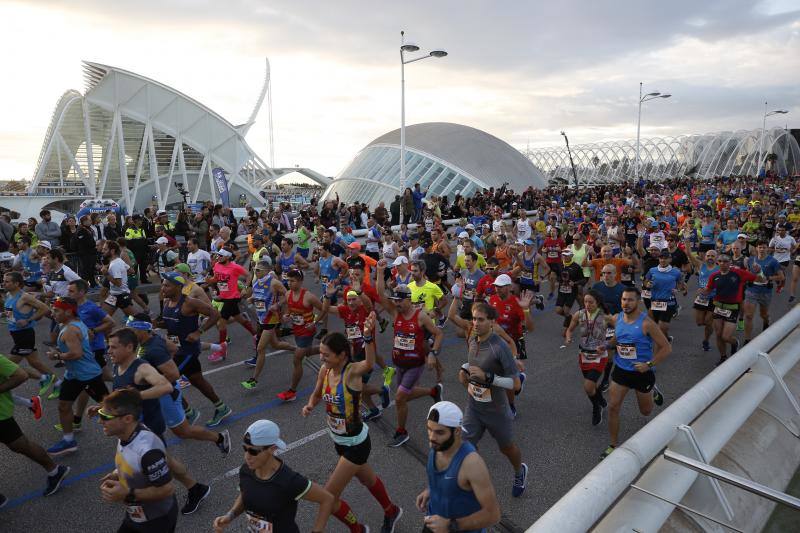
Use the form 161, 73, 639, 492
201, 349, 289, 377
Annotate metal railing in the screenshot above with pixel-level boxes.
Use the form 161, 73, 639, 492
528, 304, 800, 533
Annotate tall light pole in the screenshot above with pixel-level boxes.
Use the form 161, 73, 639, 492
635, 82, 671, 180
757, 102, 788, 177
561, 131, 579, 191
400, 31, 447, 211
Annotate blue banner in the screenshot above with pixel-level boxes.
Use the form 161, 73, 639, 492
212, 167, 230, 207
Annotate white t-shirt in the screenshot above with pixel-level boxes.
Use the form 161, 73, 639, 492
516, 219, 532, 242
108, 257, 130, 295
187, 249, 212, 283
46, 265, 81, 297
769, 235, 796, 263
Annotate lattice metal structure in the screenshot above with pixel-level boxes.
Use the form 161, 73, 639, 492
524, 128, 800, 186
30, 61, 300, 212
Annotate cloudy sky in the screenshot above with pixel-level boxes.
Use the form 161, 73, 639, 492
0, 0, 798, 181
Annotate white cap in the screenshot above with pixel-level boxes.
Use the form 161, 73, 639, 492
245, 420, 286, 450
458, 231, 469, 239
327, 226, 338, 232
737, 233, 748, 239
156, 237, 169, 245
465, 223, 475, 230
214, 248, 233, 257
37, 240, 52, 250
392, 256, 409, 266
428, 401, 463, 428
493, 273, 513, 287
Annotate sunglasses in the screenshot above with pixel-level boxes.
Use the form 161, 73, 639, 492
97, 407, 128, 421
243, 445, 269, 456
485, 267, 496, 272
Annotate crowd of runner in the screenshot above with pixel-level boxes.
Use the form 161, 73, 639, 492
1, 173, 799, 532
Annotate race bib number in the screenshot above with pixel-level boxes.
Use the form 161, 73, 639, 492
291, 314, 305, 326
254, 300, 266, 312
345, 325, 362, 340
126, 505, 147, 523
167, 335, 180, 344
694, 294, 710, 306
217, 281, 229, 292
246, 512, 273, 533
468, 382, 492, 403
104, 295, 117, 306
621, 273, 632, 282
4, 309, 14, 323
752, 279, 768, 286
580, 351, 602, 364
463, 288, 476, 300
559, 285, 573, 294
393, 333, 415, 351
547, 251, 559, 258
605, 327, 615, 339
617, 343, 637, 360
520, 271, 533, 280
650, 300, 668, 312
713, 307, 732, 318
326, 415, 347, 435
641, 289, 652, 299
281, 273, 289, 282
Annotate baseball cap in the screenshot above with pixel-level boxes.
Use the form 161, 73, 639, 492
174, 263, 191, 275
428, 401, 463, 428
561, 249, 573, 256
157, 210, 167, 216
125, 313, 153, 331
347, 256, 365, 270
465, 223, 475, 230
348, 242, 361, 250
458, 231, 469, 239
37, 240, 52, 250
493, 274, 513, 286
161, 272, 188, 286
524, 239, 535, 246
737, 233, 748, 239
392, 256, 409, 266
659, 249, 672, 258
389, 284, 412, 300
244, 420, 286, 450
156, 236, 169, 245
214, 249, 233, 257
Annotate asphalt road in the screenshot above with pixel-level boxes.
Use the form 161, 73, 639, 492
1, 276, 795, 532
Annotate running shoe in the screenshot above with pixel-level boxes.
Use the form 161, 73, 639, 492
437, 316, 447, 329
0, 493, 7, 508
652, 385, 664, 406
388, 431, 410, 448
512, 463, 528, 497
315, 328, 328, 340
207, 351, 225, 363
362, 408, 382, 422
29, 395, 42, 421
789, 295, 796, 303
535, 294, 545, 310
241, 378, 258, 390
46, 385, 61, 401
667, 335, 674, 344
702, 339, 710, 352
591, 403, 603, 426
432, 383, 443, 403
54, 420, 82, 432
243, 356, 258, 367
383, 366, 396, 387
206, 405, 232, 428
47, 438, 77, 456
716, 355, 727, 366
600, 444, 616, 459
217, 429, 231, 455
510, 403, 517, 419
600, 379, 610, 393
548, 292, 554, 300
185, 408, 200, 426
517, 372, 526, 396
378, 317, 389, 333
731, 338, 740, 355
736, 318, 744, 331
177, 376, 192, 389
181, 483, 211, 515
380, 385, 391, 409
38, 374, 55, 396
43, 465, 70, 497
277, 389, 297, 402
381, 506, 403, 533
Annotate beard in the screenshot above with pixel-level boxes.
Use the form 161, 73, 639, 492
430, 429, 456, 452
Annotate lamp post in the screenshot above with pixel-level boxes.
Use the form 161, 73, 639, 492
757, 102, 789, 177
400, 31, 447, 217
635, 82, 671, 180
561, 131, 579, 191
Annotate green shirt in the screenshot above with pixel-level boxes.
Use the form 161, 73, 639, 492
297, 227, 310, 250
0, 355, 19, 420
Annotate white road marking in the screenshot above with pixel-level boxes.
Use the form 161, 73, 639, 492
201, 349, 289, 376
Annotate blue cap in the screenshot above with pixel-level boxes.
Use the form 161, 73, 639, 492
244, 420, 286, 449
125, 316, 153, 331
160, 272, 188, 286
650, 220, 659, 228
523, 239, 535, 246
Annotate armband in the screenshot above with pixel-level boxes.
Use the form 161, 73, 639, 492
491, 374, 515, 390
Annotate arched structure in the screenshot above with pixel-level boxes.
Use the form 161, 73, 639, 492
322, 122, 547, 207
26, 61, 309, 213
525, 128, 800, 185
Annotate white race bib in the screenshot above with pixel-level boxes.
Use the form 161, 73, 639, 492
291, 314, 305, 326
713, 307, 732, 318
217, 281, 229, 292
463, 288, 476, 300
650, 300, 668, 311
126, 505, 147, 523
468, 382, 492, 403
167, 335, 180, 345
694, 294, 710, 306
345, 325, 362, 340
246, 512, 273, 533
393, 333, 415, 351
254, 300, 266, 312
580, 351, 603, 364
104, 295, 117, 306
617, 343, 638, 360
605, 327, 615, 339
326, 414, 347, 435
559, 285, 573, 294
641, 289, 652, 299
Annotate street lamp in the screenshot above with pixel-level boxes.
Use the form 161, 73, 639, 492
635, 82, 671, 180
561, 131, 579, 191
400, 30, 447, 214
757, 102, 789, 177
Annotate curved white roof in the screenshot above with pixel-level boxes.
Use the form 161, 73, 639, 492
367, 122, 547, 189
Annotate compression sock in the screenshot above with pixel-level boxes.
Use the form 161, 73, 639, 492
332, 500, 360, 532
13, 395, 32, 408
209, 343, 222, 352
241, 321, 257, 336
367, 476, 395, 513
218, 329, 227, 344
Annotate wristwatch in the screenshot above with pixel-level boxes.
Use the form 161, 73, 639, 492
124, 487, 136, 504
646, 361, 654, 368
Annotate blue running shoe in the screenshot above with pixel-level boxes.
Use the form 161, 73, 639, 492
47, 438, 77, 456
380, 385, 391, 409
244, 357, 257, 367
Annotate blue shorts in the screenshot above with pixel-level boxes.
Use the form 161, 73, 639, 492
295, 334, 315, 349
159, 389, 186, 429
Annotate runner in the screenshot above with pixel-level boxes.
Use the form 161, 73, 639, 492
277, 238, 310, 287
643, 249, 686, 342
186, 238, 212, 285
416, 401, 500, 533
160, 272, 232, 428
207, 248, 258, 360
554, 249, 588, 337
212, 420, 335, 533
457, 300, 528, 497
99, 241, 138, 319
742, 241, 782, 345
376, 262, 444, 447
543, 227, 566, 299
302, 317, 403, 533
454, 252, 485, 337
511, 239, 549, 309
314, 243, 348, 339
601, 287, 671, 458
0, 353, 70, 498
277, 269, 326, 402
98, 388, 179, 532
683, 240, 719, 352
564, 290, 612, 425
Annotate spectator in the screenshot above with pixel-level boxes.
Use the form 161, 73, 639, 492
35, 210, 61, 245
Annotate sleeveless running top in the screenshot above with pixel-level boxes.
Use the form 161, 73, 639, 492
518, 252, 537, 285
162, 295, 200, 353
113, 358, 165, 436
322, 363, 363, 441
4, 291, 35, 331
394, 272, 412, 286
59, 320, 101, 381
614, 312, 653, 371
698, 262, 718, 289
279, 251, 296, 285
426, 441, 484, 533
392, 308, 427, 368
578, 309, 607, 351
20, 249, 42, 283
252, 273, 276, 324
338, 305, 368, 355
318, 256, 340, 290
287, 288, 315, 337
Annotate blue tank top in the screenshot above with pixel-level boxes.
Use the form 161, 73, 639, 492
279, 251, 296, 287
251, 273, 275, 323
426, 441, 484, 533
644, 266, 681, 302
162, 295, 200, 353
614, 312, 653, 371
4, 291, 35, 332
700, 223, 715, 244
698, 263, 718, 291
58, 320, 101, 381
113, 358, 165, 436
519, 253, 536, 286
20, 249, 42, 282
318, 256, 339, 289
395, 272, 412, 286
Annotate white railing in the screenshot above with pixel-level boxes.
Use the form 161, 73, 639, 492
528, 304, 800, 533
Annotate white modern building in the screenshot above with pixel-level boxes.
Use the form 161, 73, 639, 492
322, 122, 548, 207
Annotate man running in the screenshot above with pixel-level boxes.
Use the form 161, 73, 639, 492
602, 287, 671, 458
742, 241, 782, 344
99, 241, 138, 319
416, 401, 500, 532
683, 242, 719, 353
643, 249, 686, 342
